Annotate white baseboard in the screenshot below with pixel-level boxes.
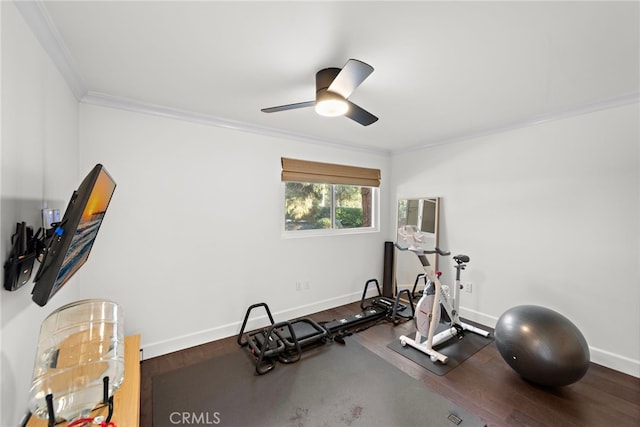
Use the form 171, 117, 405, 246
140, 290, 378, 360
396, 283, 417, 292
141, 297, 640, 378
589, 346, 640, 378
459, 306, 499, 328
459, 306, 640, 378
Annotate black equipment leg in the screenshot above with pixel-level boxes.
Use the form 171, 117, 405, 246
254, 321, 302, 375
103, 376, 114, 422
19, 411, 32, 427
237, 302, 276, 347
391, 289, 415, 322
360, 278, 382, 310
45, 394, 55, 427
411, 273, 427, 297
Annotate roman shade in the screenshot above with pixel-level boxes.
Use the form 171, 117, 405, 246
281, 158, 381, 187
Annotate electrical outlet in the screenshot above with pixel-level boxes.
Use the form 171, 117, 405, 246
296, 281, 310, 291
465, 283, 473, 293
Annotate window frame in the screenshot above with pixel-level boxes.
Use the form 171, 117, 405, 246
281, 181, 380, 238
280, 158, 381, 238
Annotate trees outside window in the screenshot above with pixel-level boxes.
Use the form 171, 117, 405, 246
284, 182, 375, 231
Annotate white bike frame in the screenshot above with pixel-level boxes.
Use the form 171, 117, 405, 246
398, 249, 490, 364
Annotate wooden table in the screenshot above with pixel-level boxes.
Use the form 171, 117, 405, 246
27, 334, 140, 426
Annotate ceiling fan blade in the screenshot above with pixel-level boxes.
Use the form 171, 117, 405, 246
345, 101, 378, 126
261, 100, 315, 113
327, 59, 374, 99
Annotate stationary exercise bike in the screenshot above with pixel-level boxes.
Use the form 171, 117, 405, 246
396, 226, 490, 364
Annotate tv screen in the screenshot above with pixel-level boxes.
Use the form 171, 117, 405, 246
32, 164, 116, 306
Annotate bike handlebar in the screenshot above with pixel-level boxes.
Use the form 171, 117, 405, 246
394, 243, 450, 257
427, 247, 451, 256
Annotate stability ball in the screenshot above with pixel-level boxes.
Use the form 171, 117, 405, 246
494, 305, 589, 387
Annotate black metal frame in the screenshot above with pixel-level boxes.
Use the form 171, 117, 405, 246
361, 278, 415, 322
237, 303, 327, 375
32, 375, 115, 427
238, 278, 417, 375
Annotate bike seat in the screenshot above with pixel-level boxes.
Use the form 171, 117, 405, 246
454, 254, 470, 264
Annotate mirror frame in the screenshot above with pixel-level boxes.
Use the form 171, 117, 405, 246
394, 197, 440, 296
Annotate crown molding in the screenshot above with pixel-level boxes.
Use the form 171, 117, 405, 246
81, 91, 391, 155
15, 0, 87, 100
15, 0, 639, 156
396, 92, 640, 154
16, 1, 389, 155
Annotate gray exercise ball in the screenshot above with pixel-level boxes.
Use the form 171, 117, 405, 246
494, 305, 590, 387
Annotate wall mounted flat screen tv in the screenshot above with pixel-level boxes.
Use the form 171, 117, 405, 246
32, 164, 116, 306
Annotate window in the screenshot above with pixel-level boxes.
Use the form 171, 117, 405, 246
282, 158, 380, 234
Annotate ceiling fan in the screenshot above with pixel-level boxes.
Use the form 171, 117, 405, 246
261, 59, 378, 126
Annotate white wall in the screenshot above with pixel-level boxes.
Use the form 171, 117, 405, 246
77, 104, 391, 359
1, 4, 391, 423
2, 4, 637, 425
1, 2, 80, 425
391, 103, 640, 377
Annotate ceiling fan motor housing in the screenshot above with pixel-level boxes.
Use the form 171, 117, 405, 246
316, 67, 341, 95
315, 67, 348, 116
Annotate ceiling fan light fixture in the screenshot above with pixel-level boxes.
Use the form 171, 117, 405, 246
262, 59, 376, 125
315, 90, 348, 117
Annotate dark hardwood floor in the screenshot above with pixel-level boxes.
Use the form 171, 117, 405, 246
140, 301, 640, 427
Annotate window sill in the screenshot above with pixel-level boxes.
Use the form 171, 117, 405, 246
281, 226, 379, 239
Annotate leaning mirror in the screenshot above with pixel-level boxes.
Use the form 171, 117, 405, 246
395, 197, 440, 296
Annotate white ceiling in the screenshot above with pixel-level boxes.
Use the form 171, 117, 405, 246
19, 1, 640, 153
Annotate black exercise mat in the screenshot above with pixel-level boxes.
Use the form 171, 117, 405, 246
153, 338, 486, 427
387, 323, 494, 376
